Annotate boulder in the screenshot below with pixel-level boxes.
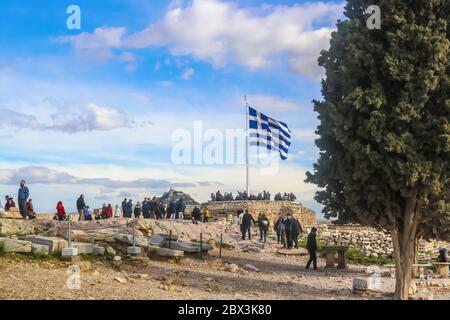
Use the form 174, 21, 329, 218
31, 243, 49, 255
243, 264, 261, 272
0, 210, 23, 219
352, 278, 368, 291
148, 246, 184, 258
93, 245, 105, 256
164, 241, 201, 253
0, 237, 32, 253
113, 234, 149, 248
24, 235, 68, 254
72, 242, 95, 254
148, 234, 165, 247
105, 245, 116, 256
0, 218, 34, 235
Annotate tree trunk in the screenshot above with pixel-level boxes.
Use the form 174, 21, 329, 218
391, 198, 419, 300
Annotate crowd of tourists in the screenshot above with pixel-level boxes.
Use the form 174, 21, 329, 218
0, 180, 36, 219
211, 190, 272, 201
211, 190, 297, 202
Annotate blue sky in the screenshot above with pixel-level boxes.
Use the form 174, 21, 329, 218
0, 0, 345, 215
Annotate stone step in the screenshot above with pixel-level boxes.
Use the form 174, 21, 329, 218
71, 242, 95, 254
24, 235, 68, 254
148, 245, 184, 258
31, 243, 49, 255
0, 237, 32, 253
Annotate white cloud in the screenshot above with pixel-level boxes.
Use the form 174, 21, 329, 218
59, 0, 344, 79
247, 94, 303, 112
0, 101, 140, 133
181, 68, 195, 80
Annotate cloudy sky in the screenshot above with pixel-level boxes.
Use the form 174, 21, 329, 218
0, 0, 344, 215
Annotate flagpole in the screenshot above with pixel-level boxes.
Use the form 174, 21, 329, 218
244, 95, 249, 196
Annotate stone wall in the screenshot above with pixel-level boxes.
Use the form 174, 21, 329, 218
202, 200, 316, 227
317, 224, 450, 260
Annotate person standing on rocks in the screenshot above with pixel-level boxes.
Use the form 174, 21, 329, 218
258, 213, 270, 242
56, 201, 67, 221
285, 214, 294, 249
238, 210, 245, 238
26, 199, 36, 219
106, 203, 113, 219
76, 194, 86, 221
18, 180, 29, 219
202, 207, 211, 222
305, 227, 318, 270
176, 198, 186, 220
191, 206, 201, 224
241, 210, 256, 240
114, 204, 122, 218
169, 201, 177, 219
274, 214, 282, 244
134, 201, 142, 218
121, 198, 128, 216
125, 199, 133, 218
292, 214, 303, 248
277, 215, 288, 248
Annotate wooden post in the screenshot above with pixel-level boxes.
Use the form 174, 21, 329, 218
219, 233, 223, 258
200, 232, 203, 260
169, 230, 172, 249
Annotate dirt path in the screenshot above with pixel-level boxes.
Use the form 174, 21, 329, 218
1, 241, 448, 300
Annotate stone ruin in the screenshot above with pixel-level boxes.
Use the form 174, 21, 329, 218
203, 200, 316, 227
317, 223, 450, 260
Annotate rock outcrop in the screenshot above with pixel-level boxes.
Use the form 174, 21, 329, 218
203, 200, 316, 227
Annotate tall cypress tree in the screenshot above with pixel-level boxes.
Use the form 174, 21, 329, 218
306, 0, 449, 300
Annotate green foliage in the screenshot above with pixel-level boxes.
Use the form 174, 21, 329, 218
346, 248, 393, 265
297, 237, 324, 252
1, 252, 56, 263
305, 0, 449, 239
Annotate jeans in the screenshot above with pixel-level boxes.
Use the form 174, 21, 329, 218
286, 230, 293, 248
260, 229, 267, 242
306, 250, 317, 270
293, 234, 299, 248
18, 200, 28, 218
242, 225, 251, 240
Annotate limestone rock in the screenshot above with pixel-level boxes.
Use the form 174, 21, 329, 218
0, 237, 32, 253
105, 245, 116, 256
0, 218, 34, 235
113, 234, 149, 248
0, 210, 23, 219
25, 235, 68, 254
243, 264, 260, 272
31, 243, 49, 255
148, 246, 184, 258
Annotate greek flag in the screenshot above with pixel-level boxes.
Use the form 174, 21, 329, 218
248, 106, 292, 160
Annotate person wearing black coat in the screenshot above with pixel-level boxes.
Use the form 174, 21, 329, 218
191, 206, 201, 225
274, 214, 282, 244
76, 195, 86, 221
306, 227, 318, 270
142, 199, 150, 219
285, 214, 294, 249
241, 210, 256, 240
257, 213, 270, 242
292, 216, 303, 248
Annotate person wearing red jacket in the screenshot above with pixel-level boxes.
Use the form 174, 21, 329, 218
105, 204, 113, 219
56, 201, 66, 221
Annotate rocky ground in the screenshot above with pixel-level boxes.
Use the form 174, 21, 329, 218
1, 238, 449, 300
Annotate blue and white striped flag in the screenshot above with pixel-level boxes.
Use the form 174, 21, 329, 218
248, 106, 292, 160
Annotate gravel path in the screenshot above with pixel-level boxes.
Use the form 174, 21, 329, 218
1, 240, 448, 300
